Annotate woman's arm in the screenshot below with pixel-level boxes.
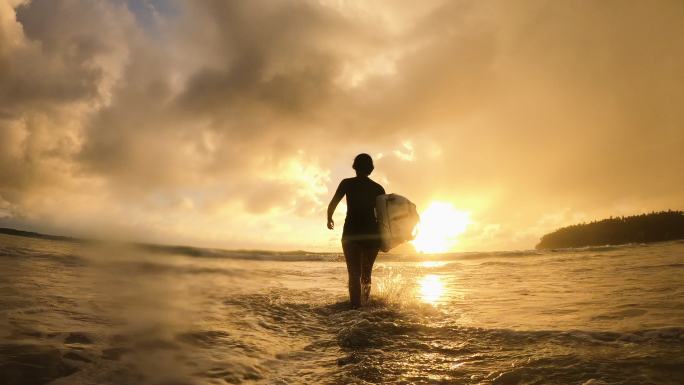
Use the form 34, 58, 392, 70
327, 180, 346, 230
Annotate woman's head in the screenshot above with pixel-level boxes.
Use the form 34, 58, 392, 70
352, 153, 374, 176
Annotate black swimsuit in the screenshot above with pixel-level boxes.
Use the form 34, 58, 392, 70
336, 177, 385, 245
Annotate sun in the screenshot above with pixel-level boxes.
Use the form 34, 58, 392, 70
411, 201, 471, 253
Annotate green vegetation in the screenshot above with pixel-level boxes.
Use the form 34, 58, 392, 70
536, 210, 684, 249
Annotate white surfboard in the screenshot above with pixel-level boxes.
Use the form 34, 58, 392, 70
376, 194, 420, 252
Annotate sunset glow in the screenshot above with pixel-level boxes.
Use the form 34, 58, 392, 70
1, 2, 682, 383
0, 1, 682, 253
412, 202, 471, 253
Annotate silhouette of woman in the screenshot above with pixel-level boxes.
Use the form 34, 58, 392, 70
327, 153, 385, 308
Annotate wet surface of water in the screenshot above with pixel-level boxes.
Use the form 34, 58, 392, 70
1, 234, 683, 384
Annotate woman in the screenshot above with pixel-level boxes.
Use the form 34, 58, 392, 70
327, 153, 385, 308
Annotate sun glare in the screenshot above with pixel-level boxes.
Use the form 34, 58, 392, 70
419, 274, 444, 304
412, 201, 471, 253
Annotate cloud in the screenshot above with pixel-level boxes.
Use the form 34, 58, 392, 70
1, 0, 683, 250
0, 0, 132, 212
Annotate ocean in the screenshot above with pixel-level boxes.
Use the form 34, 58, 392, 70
0, 233, 682, 384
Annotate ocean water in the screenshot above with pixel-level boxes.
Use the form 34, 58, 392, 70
0, 234, 683, 385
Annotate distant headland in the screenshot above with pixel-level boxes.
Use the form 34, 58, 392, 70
536, 210, 684, 249
0, 227, 80, 242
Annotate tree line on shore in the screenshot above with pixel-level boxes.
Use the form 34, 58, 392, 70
536, 210, 684, 249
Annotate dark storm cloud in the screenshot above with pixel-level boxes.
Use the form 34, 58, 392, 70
1, 0, 683, 250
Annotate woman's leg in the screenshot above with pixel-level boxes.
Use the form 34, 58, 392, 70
342, 241, 363, 308
360, 246, 379, 304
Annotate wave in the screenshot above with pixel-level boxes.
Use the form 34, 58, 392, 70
218, 289, 684, 384
224, 289, 684, 347
4, 284, 683, 385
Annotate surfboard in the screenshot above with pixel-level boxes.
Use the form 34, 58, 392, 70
376, 194, 420, 252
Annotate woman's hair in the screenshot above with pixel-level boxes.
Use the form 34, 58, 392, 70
352, 153, 374, 176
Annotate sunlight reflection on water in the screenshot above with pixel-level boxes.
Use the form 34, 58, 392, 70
2, 235, 684, 384
418, 274, 444, 304
419, 261, 447, 268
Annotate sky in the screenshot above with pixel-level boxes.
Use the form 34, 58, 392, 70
0, 0, 682, 252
